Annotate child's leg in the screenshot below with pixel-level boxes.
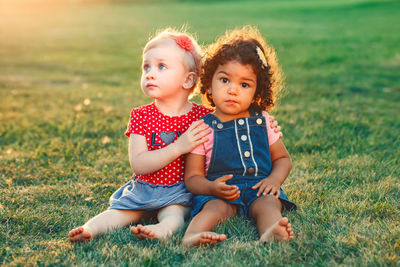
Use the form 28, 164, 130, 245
249, 195, 293, 242
69, 209, 144, 242
183, 199, 237, 247
131, 204, 189, 240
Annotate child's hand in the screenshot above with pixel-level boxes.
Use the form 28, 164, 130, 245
211, 175, 240, 201
252, 177, 281, 198
175, 120, 211, 154
269, 115, 283, 137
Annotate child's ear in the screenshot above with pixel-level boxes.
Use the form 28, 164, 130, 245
183, 72, 196, 90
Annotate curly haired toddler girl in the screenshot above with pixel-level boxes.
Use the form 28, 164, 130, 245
183, 26, 297, 246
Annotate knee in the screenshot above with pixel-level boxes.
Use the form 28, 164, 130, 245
158, 205, 188, 220
250, 195, 282, 215
162, 204, 187, 215
203, 200, 234, 219
261, 195, 282, 206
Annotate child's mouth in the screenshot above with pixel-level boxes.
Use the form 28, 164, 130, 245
225, 100, 237, 105
146, 83, 157, 88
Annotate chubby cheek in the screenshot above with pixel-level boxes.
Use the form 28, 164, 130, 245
210, 80, 221, 95
140, 75, 146, 89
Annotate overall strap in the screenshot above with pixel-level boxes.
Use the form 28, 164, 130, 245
201, 113, 218, 128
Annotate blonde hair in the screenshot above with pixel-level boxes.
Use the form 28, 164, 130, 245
143, 28, 202, 78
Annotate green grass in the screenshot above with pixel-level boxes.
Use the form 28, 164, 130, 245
1, 0, 399, 265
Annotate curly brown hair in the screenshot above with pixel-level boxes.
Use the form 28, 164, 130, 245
199, 25, 284, 111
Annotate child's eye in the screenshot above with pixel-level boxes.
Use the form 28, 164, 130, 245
241, 83, 249, 88
143, 65, 150, 71
220, 77, 228, 83
159, 64, 166, 70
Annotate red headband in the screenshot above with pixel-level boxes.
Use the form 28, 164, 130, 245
174, 35, 200, 74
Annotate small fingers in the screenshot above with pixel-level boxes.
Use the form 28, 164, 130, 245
217, 174, 233, 183
189, 119, 205, 129
267, 187, 280, 198
261, 185, 273, 197
194, 137, 209, 146
251, 181, 261, 190
196, 126, 212, 135
191, 124, 210, 136
229, 193, 240, 201
221, 183, 238, 191
197, 123, 211, 132
221, 188, 239, 197
225, 190, 240, 201
257, 183, 269, 197
193, 129, 212, 142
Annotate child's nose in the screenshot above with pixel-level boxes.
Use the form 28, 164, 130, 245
227, 84, 238, 95
145, 71, 155, 80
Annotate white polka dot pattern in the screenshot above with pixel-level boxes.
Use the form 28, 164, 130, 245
125, 103, 212, 185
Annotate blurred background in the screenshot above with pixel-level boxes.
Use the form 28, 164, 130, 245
0, 0, 399, 265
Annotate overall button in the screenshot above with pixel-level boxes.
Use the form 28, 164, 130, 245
241, 135, 247, 141
256, 118, 262, 125
212, 120, 217, 125
244, 151, 250, 157
217, 123, 223, 129
238, 119, 244, 125
248, 167, 255, 174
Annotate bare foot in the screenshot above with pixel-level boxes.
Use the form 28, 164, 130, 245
183, 232, 227, 247
131, 224, 172, 240
69, 226, 92, 242
260, 217, 294, 242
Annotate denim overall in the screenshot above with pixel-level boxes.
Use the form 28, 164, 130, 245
191, 109, 297, 217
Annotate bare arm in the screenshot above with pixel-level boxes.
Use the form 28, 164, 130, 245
252, 139, 292, 197
129, 134, 181, 174
184, 153, 240, 201
129, 120, 210, 175
268, 139, 292, 185
184, 153, 213, 195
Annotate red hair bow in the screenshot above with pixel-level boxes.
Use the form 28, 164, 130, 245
173, 35, 200, 74
175, 35, 194, 51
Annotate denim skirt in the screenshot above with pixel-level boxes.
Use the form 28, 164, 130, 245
109, 178, 192, 210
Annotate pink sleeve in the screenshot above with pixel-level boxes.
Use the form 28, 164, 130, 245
191, 143, 206, 156
125, 108, 145, 137
262, 112, 281, 146
190, 129, 214, 173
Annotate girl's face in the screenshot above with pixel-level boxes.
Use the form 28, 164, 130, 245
210, 61, 257, 122
141, 40, 188, 102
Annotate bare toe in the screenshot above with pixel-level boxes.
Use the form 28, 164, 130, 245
69, 227, 92, 242
184, 232, 226, 247
279, 217, 289, 226
133, 225, 156, 239
260, 217, 294, 243
69, 227, 83, 237
142, 227, 151, 235
69, 227, 82, 237
130, 226, 139, 235
219, 234, 227, 241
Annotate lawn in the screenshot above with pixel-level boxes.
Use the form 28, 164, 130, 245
0, 0, 399, 265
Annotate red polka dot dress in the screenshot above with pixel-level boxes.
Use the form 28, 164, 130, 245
109, 102, 212, 210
